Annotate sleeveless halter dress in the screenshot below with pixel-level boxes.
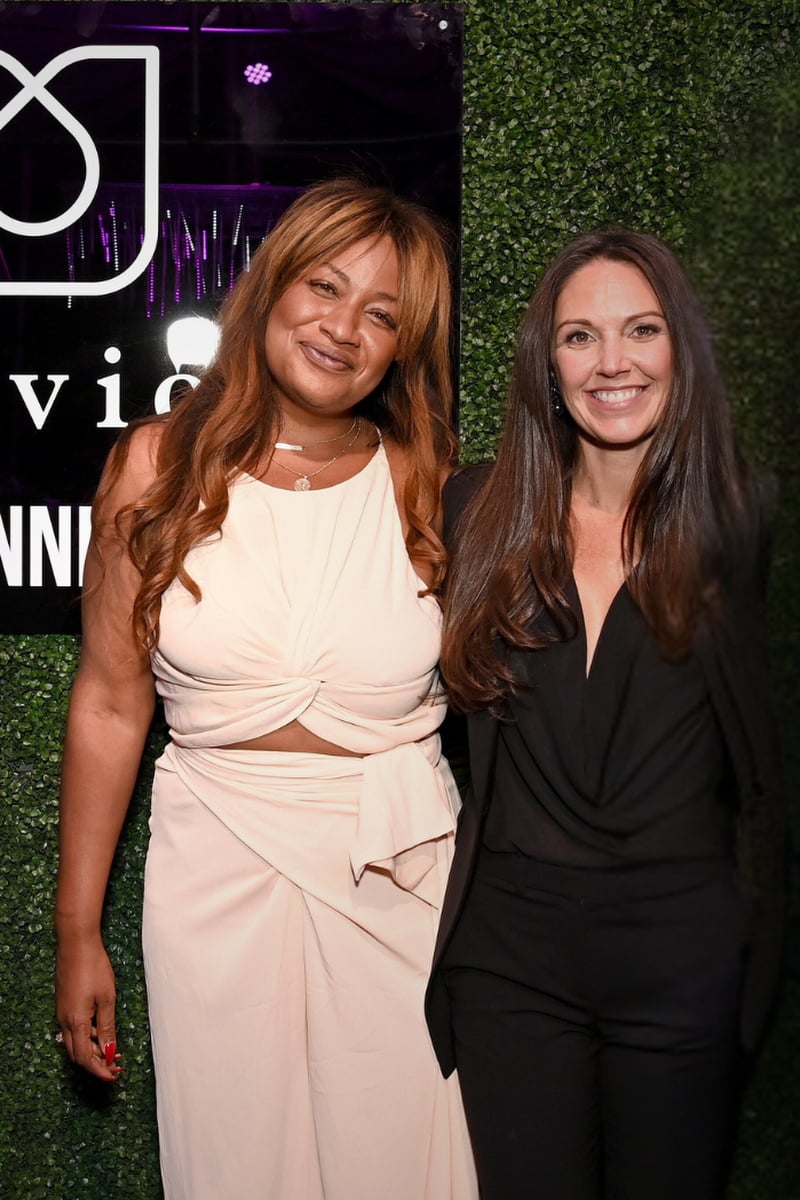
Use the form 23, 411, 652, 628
142, 443, 477, 1200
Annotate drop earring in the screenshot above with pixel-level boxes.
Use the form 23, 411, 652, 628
549, 373, 565, 418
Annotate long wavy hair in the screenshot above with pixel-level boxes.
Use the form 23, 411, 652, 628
96, 178, 456, 648
441, 228, 752, 714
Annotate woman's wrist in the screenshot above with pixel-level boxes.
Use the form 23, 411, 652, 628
54, 915, 104, 944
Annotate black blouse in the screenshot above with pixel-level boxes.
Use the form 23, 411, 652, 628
483, 577, 734, 866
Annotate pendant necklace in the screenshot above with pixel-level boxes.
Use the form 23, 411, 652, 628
271, 418, 362, 491
274, 416, 357, 453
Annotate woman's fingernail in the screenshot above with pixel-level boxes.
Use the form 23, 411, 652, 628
104, 1041, 117, 1067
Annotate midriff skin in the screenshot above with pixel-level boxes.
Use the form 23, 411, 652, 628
218, 719, 363, 757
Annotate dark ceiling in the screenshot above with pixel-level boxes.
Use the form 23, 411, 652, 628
0, 2, 462, 205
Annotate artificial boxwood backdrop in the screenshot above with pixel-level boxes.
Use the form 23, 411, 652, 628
1, 1, 798, 1195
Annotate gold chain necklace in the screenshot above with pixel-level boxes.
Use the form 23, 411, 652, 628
274, 416, 357, 453
271, 418, 362, 491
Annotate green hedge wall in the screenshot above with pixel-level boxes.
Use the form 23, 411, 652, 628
2, 2, 798, 1196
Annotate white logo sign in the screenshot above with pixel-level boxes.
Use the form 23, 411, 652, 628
0, 45, 160, 296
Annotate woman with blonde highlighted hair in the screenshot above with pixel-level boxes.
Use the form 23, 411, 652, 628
55, 179, 477, 1200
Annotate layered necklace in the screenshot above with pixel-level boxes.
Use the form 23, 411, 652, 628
271, 417, 362, 491
274, 416, 357, 452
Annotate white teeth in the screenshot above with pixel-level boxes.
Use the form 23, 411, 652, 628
592, 387, 644, 402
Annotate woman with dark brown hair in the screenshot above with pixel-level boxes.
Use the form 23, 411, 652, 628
426, 229, 785, 1199
55, 179, 477, 1200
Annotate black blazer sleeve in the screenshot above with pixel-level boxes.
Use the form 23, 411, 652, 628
426, 464, 497, 1076
442, 464, 491, 543
697, 488, 788, 1053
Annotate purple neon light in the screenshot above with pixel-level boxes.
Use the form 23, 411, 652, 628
110, 201, 119, 274
244, 62, 272, 85
62, 185, 301, 315
108, 25, 292, 34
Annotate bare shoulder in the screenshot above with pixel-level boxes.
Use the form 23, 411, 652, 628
79, 422, 166, 675
112, 421, 162, 491
381, 435, 410, 486
95, 421, 164, 523
382, 436, 452, 543
382, 436, 453, 489
380, 438, 411, 534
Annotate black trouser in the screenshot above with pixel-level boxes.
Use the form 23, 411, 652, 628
442, 849, 745, 1200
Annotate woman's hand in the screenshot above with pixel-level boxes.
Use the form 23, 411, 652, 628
55, 932, 121, 1080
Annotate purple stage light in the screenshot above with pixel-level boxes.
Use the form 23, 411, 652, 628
244, 62, 272, 85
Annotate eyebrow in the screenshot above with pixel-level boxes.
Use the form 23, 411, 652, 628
323, 262, 399, 304
555, 309, 665, 331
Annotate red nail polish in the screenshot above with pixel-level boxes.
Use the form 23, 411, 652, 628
104, 1041, 117, 1067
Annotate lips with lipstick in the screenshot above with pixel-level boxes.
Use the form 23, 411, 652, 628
299, 341, 355, 373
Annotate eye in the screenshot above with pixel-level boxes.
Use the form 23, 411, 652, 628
368, 309, 397, 331
631, 322, 662, 338
564, 328, 592, 345
308, 278, 337, 296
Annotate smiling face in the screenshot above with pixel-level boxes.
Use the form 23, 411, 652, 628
264, 235, 400, 431
552, 257, 673, 459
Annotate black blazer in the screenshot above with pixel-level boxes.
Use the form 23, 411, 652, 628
426, 468, 787, 1077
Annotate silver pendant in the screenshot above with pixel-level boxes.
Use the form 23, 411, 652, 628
294, 476, 311, 492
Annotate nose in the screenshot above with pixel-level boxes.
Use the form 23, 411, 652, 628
596, 335, 629, 376
320, 299, 360, 346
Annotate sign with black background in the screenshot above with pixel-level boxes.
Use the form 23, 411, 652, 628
0, 1, 462, 632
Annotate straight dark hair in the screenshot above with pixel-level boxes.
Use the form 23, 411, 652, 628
441, 228, 752, 714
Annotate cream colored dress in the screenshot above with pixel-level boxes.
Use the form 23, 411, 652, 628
142, 444, 477, 1199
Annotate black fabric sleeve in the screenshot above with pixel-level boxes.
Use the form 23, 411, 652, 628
442, 463, 492, 547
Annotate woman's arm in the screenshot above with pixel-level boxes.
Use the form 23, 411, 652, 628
55, 427, 159, 1079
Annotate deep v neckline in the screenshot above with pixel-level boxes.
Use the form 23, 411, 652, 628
569, 574, 627, 681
